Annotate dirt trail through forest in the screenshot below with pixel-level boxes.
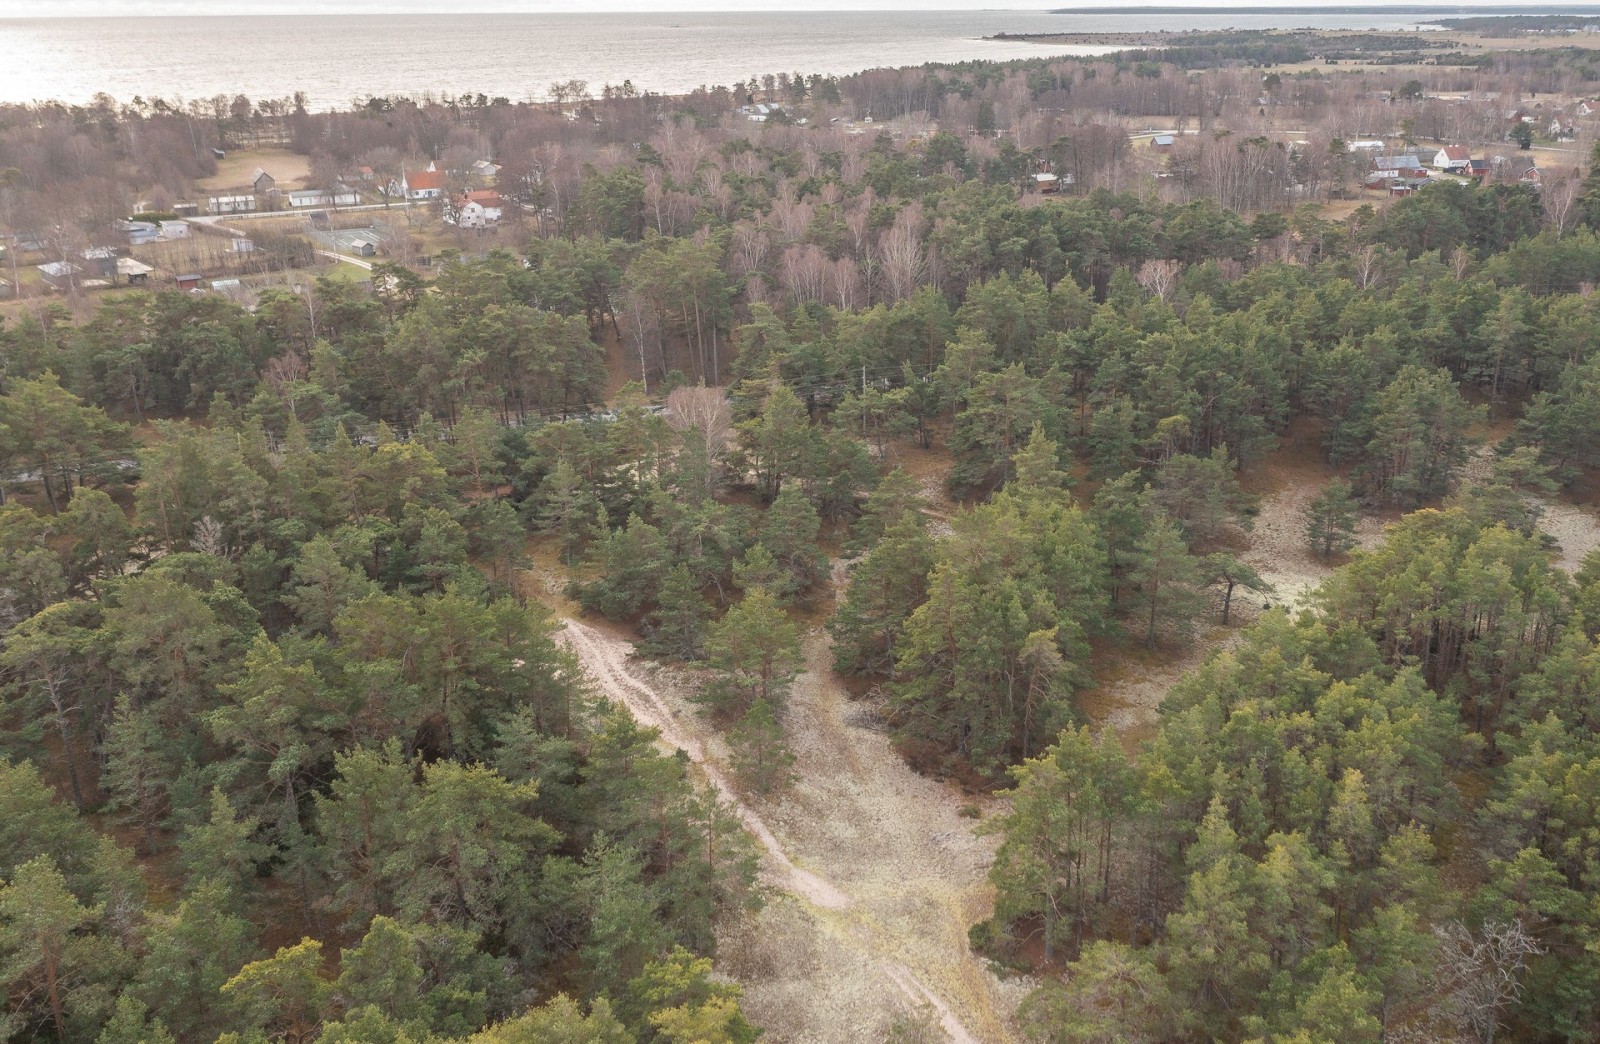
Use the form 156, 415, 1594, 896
556, 620, 1018, 1042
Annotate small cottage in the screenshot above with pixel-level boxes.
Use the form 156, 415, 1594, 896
251, 168, 276, 194
1434, 145, 1472, 173
451, 189, 505, 228
123, 220, 161, 246
209, 195, 257, 215
80, 248, 117, 281
397, 164, 445, 200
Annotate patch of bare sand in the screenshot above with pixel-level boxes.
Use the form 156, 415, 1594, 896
1462, 446, 1600, 574
1541, 501, 1600, 573
1080, 631, 1237, 745
557, 620, 1020, 1042
1085, 430, 1388, 739
1239, 464, 1385, 613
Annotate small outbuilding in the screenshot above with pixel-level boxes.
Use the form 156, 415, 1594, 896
80, 248, 118, 281
116, 257, 155, 284
175, 273, 203, 290
38, 261, 81, 291
123, 220, 161, 246
209, 195, 257, 215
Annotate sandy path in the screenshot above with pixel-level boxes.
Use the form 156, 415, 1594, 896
559, 619, 848, 909
556, 620, 1013, 1042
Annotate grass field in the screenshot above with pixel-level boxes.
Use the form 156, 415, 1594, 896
197, 147, 311, 193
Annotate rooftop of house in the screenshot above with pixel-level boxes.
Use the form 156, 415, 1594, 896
405, 168, 445, 190
1440, 145, 1471, 161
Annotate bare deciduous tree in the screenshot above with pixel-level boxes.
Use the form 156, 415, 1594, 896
666, 385, 733, 459
1136, 258, 1183, 302
1433, 919, 1543, 1044
878, 204, 927, 304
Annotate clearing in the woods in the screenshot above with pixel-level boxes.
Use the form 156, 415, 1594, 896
535, 428, 1600, 1042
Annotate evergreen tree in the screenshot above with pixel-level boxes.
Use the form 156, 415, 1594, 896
704, 586, 801, 716
759, 483, 827, 599
0, 856, 109, 1040
538, 460, 602, 565
1305, 478, 1360, 560
1199, 553, 1271, 625
729, 698, 796, 797
1129, 513, 1204, 647
643, 565, 710, 661
829, 514, 934, 677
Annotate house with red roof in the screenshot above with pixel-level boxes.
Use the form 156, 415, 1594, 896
449, 189, 505, 228
395, 162, 445, 200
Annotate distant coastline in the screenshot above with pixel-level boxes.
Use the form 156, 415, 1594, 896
1048, 5, 1600, 12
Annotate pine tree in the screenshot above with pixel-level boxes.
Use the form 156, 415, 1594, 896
177, 788, 272, 897
704, 586, 802, 716
1200, 553, 1272, 625
1305, 478, 1359, 560
220, 939, 333, 1044
133, 878, 260, 1041
829, 515, 934, 677
100, 696, 173, 854
538, 460, 601, 565
643, 565, 710, 661
759, 483, 827, 598
1130, 513, 1204, 647
0, 856, 104, 1040
729, 698, 796, 797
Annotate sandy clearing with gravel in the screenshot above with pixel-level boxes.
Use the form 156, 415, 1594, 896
555, 618, 1016, 1043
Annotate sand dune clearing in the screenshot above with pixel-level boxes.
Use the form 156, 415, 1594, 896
555, 620, 1017, 1042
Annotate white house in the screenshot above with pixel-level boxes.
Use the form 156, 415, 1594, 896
288, 187, 361, 208
394, 163, 445, 200
37, 261, 80, 291
123, 220, 161, 246
1434, 145, 1472, 173
159, 220, 190, 239
738, 103, 783, 122
208, 194, 257, 215
449, 190, 505, 228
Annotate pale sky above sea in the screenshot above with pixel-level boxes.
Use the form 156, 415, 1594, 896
0, 0, 1582, 15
